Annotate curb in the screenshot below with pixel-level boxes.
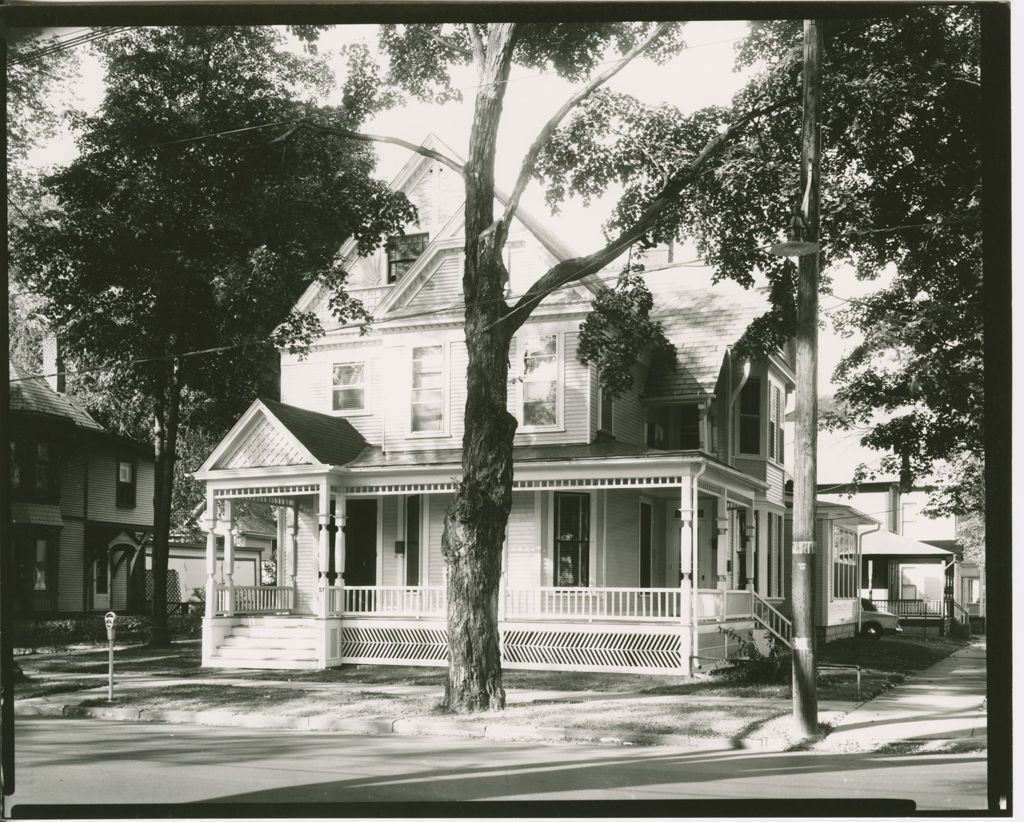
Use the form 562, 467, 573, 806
15, 701, 740, 750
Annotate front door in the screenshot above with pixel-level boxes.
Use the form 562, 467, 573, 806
344, 498, 378, 586
93, 548, 111, 610
639, 500, 653, 587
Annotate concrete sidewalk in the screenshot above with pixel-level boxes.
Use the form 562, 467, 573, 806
814, 638, 987, 753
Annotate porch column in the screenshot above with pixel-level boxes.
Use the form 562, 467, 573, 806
288, 504, 299, 606
333, 489, 346, 616
222, 500, 235, 616
203, 495, 218, 619
716, 494, 730, 591
745, 510, 757, 590
316, 484, 330, 619
274, 506, 287, 589
678, 473, 696, 675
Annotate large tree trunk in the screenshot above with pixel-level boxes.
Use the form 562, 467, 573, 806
440, 25, 518, 713
148, 359, 181, 647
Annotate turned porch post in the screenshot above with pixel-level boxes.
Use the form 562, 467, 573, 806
222, 499, 235, 616
316, 484, 330, 618
678, 476, 695, 673
716, 492, 731, 591
203, 492, 218, 619
333, 489, 346, 616
745, 506, 757, 591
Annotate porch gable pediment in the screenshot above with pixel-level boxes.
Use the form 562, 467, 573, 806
201, 401, 320, 473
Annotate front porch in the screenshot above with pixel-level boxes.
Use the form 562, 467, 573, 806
203, 583, 775, 673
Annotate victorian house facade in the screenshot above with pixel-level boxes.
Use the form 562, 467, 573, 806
195, 137, 866, 674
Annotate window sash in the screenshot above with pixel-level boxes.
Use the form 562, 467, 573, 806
411, 346, 444, 432
554, 493, 590, 587
116, 461, 136, 507
332, 363, 366, 412
522, 334, 558, 428
738, 378, 761, 454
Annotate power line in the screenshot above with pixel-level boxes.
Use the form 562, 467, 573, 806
8, 27, 131, 66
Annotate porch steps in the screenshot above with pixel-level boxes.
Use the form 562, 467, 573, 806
208, 618, 320, 670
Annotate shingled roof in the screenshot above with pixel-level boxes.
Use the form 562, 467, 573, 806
9, 361, 104, 431
260, 398, 368, 466
639, 265, 771, 398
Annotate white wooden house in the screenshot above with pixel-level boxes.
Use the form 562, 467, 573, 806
195, 136, 801, 674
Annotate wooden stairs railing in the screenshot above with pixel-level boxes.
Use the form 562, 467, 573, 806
752, 593, 793, 648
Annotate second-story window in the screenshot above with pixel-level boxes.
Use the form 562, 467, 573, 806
598, 382, 614, 434
116, 460, 136, 508
768, 383, 784, 463
738, 377, 761, 454
522, 334, 558, 428
678, 404, 700, 449
332, 362, 366, 412
387, 232, 429, 284
411, 345, 444, 433
11, 442, 21, 490
34, 443, 53, 494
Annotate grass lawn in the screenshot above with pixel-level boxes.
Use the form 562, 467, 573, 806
18, 632, 968, 741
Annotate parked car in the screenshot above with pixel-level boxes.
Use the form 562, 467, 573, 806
859, 599, 903, 638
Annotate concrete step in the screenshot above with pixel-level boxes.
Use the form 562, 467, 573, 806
235, 617, 321, 629
231, 625, 319, 640
205, 656, 320, 671
215, 645, 317, 662
221, 634, 317, 650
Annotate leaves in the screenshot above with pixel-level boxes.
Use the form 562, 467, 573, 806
578, 261, 676, 399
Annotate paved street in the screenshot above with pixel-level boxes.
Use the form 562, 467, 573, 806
12, 716, 985, 811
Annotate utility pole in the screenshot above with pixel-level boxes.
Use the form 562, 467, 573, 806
791, 18, 823, 738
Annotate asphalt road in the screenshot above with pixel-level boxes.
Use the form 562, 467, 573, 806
10, 717, 987, 814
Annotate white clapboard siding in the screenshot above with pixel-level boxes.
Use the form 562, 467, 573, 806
59, 450, 86, 515
427, 493, 454, 586
295, 508, 319, 615
588, 363, 599, 440
611, 363, 646, 445
58, 521, 85, 612
403, 252, 462, 310
766, 462, 785, 505
603, 491, 641, 587
506, 492, 538, 589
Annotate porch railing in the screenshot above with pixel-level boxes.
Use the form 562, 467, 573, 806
503, 587, 682, 621
696, 588, 754, 622
752, 592, 792, 646
343, 585, 447, 617
217, 585, 293, 615
871, 598, 944, 618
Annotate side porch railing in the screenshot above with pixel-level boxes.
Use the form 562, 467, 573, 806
505, 587, 683, 621
871, 598, 944, 618
215, 585, 294, 615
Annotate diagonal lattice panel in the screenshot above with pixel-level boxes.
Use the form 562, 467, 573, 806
339, 625, 448, 663
501, 627, 682, 671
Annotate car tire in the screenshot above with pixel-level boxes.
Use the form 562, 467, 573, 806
861, 622, 882, 639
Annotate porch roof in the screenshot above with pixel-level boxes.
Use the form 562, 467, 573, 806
861, 529, 954, 557
346, 437, 684, 468
259, 398, 368, 466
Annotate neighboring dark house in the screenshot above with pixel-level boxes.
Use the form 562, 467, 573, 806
9, 357, 155, 616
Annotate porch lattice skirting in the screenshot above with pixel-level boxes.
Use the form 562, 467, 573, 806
335, 619, 685, 673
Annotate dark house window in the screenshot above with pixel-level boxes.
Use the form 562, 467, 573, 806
387, 232, 429, 284
678, 404, 700, 449
116, 460, 136, 507
35, 442, 54, 494
599, 383, 613, 434
10, 442, 21, 490
13, 529, 57, 613
10, 439, 57, 501
738, 377, 761, 454
554, 493, 590, 587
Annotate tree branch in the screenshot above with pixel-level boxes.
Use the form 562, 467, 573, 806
494, 21, 675, 250
294, 119, 466, 176
421, 27, 472, 60
503, 97, 798, 333
466, 23, 485, 71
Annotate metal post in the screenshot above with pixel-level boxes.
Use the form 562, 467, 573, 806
791, 18, 824, 738
104, 612, 116, 702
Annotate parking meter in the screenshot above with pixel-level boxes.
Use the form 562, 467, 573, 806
104, 612, 116, 701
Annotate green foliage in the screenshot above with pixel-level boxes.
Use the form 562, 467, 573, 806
577, 261, 675, 399
710, 628, 790, 684
13, 616, 150, 653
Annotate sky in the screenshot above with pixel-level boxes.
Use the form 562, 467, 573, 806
22, 21, 881, 391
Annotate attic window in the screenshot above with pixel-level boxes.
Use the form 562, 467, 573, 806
387, 232, 429, 284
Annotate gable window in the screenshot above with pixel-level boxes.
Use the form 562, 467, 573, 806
768, 383, 784, 463
678, 404, 700, 449
554, 492, 590, 587
738, 377, 761, 454
387, 232, 429, 284
332, 362, 366, 413
522, 334, 559, 428
411, 345, 444, 433
116, 460, 136, 508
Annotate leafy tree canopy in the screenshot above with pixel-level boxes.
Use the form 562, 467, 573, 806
536, 10, 982, 511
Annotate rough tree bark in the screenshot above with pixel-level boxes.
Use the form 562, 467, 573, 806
148, 357, 181, 647
440, 24, 519, 713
